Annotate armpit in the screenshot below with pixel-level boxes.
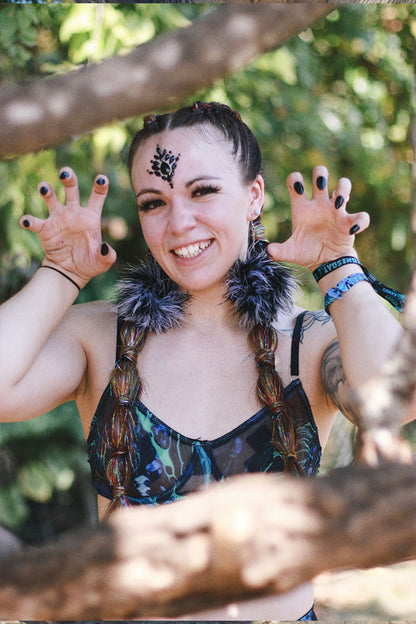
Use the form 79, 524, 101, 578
321, 339, 359, 425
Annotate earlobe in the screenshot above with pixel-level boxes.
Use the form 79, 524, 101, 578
248, 175, 265, 220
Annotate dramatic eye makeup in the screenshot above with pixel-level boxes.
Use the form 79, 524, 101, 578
192, 184, 220, 197
137, 197, 165, 212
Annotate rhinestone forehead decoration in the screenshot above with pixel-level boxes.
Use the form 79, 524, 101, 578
147, 145, 180, 189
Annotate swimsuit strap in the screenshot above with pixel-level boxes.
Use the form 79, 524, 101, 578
290, 310, 307, 377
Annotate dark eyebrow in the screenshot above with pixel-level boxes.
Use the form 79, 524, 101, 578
136, 188, 162, 199
136, 176, 221, 198
186, 176, 221, 188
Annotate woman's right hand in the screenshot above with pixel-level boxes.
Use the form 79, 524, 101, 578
19, 167, 116, 288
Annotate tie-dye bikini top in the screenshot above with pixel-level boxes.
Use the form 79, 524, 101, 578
87, 311, 321, 505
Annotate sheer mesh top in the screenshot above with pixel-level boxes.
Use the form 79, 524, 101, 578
87, 312, 321, 505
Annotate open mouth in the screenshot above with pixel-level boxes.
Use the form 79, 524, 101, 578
172, 239, 213, 259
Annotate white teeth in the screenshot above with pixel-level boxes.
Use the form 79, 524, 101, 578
174, 240, 211, 259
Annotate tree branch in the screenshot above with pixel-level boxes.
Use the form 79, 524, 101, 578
0, 464, 415, 620
0, 4, 334, 158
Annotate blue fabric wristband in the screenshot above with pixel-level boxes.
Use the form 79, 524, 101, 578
324, 273, 368, 315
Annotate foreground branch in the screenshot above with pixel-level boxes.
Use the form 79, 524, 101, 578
1, 463, 415, 620
0, 4, 333, 158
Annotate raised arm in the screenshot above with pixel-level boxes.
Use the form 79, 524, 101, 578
268, 166, 403, 418
0, 168, 116, 421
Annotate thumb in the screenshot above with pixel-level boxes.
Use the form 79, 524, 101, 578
98, 242, 117, 269
267, 241, 296, 264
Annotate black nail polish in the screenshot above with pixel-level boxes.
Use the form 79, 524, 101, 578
349, 224, 360, 235
101, 243, 109, 256
59, 170, 70, 180
23, 219, 30, 228
316, 176, 326, 190
294, 181, 304, 195
335, 196, 344, 209
40, 185, 48, 196
96, 177, 105, 186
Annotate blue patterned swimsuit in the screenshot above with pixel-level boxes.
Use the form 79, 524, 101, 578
87, 311, 321, 620
87, 311, 321, 505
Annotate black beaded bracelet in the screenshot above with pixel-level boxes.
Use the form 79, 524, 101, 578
313, 256, 360, 282
40, 265, 81, 292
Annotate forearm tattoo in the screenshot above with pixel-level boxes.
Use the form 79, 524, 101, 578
321, 340, 360, 425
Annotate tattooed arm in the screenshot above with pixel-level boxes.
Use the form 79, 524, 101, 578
321, 339, 360, 425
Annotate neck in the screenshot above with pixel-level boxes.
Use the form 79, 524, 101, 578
182, 283, 241, 333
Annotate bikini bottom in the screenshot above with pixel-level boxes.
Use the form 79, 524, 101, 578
298, 604, 318, 620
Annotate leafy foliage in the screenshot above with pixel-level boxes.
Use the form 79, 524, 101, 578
0, 3, 415, 536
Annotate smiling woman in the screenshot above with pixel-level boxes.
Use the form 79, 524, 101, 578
0, 101, 407, 621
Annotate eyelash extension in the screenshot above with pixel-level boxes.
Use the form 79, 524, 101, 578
137, 199, 164, 212
192, 184, 220, 197
138, 185, 220, 212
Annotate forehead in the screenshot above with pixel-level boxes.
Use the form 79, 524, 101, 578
132, 126, 237, 175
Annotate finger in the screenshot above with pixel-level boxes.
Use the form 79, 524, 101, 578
346, 211, 370, 237
19, 214, 48, 235
58, 167, 80, 206
97, 241, 117, 270
37, 182, 61, 214
86, 175, 110, 216
332, 177, 352, 210
312, 165, 329, 198
286, 171, 306, 198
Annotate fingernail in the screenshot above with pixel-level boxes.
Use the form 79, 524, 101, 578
335, 196, 344, 209
101, 243, 109, 256
40, 185, 48, 196
294, 181, 304, 195
96, 177, 106, 186
59, 170, 70, 180
349, 224, 360, 235
22, 219, 30, 228
316, 176, 326, 190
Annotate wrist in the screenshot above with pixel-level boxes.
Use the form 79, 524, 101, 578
40, 261, 87, 291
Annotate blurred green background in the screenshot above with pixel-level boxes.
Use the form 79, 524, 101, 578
0, 3, 415, 543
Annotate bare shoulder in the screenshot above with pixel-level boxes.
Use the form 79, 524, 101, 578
64, 300, 116, 342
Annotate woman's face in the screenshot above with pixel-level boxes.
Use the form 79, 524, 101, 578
130, 126, 264, 296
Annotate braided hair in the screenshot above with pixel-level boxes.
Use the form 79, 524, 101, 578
104, 102, 303, 514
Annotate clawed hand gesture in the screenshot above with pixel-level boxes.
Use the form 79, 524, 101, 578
20, 168, 116, 287
267, 166, 370, 270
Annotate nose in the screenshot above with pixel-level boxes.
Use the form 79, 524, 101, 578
167, 199, 196, 236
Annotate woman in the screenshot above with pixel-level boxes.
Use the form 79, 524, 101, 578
0, 102, 405, 620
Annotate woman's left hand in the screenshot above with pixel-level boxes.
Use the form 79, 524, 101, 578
267, 166, 370, 271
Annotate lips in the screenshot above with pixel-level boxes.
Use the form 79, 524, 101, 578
172, 239, 213, 259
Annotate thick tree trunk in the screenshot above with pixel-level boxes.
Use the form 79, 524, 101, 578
0, 463, 415, 620
0, 4, 334, 159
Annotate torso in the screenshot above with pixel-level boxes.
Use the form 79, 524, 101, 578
74, 300, 338, 620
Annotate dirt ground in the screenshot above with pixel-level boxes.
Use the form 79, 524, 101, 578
313, 559, 416, 622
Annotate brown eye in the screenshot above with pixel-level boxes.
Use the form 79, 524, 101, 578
138, 199, 165, 212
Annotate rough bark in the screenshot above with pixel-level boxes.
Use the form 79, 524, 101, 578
0, 463, 415, 620
0, 4, 334, 159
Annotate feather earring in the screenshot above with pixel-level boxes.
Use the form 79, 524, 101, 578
115, 237, 296, 331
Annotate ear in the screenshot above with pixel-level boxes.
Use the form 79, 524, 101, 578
247, 174, 265, 221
